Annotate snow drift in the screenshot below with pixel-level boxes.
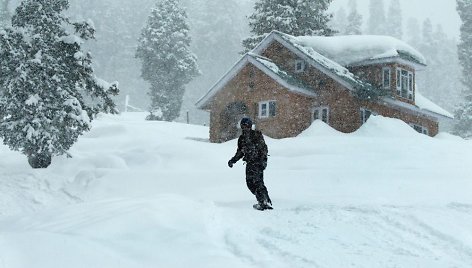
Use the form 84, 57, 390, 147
1, 113, 472, 268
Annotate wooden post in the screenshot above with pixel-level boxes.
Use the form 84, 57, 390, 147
124, 95, 129, 113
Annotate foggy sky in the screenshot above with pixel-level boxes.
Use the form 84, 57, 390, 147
331, 0, 461, 38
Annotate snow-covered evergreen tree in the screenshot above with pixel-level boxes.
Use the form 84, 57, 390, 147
242, 0, 335, 52
136, 0, 199, 121
180, 0, 244, 122
385, 0, 402, 39
345, 0, 363, 35
331, 7, 347, 35
405, 18, 421, 48
367, 0, 386, 35
416, 22, 462, 115
0, 0, 11, 28
454, 0, 472, 137
69, 0, 155, 110
0, 0, 119, 168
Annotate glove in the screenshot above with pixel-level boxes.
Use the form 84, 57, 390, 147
228, 159, 235, 168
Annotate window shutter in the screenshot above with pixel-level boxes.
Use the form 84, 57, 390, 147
269, 101, 276, 116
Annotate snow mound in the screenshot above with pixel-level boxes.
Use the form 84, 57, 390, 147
298, 119, 342, 137
435, 132, 466, 142
353, 115, 424, 138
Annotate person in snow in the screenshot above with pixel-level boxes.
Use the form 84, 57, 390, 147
228, 117, 272, 210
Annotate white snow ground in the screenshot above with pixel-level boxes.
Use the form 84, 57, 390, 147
1, 113, 472, 268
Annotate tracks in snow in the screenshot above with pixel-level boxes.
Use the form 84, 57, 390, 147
213, 202, 472, 268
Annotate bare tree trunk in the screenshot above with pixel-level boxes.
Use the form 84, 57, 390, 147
27, 153, 52, 169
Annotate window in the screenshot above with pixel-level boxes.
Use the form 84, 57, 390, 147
312, 106, 329, 123
382, 67, 391, 89
294, 60, 305, 73
360, 108, 376, 124
408, 73, 413, 100
248, 81, 255, 90
410, 124, 429, 135
258, 101, 276, 118
396, 67, 414, 100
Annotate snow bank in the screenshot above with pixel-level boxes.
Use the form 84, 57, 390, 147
298, 119, 342, 137
353, 115, 423, 138
1, 112, 472, 268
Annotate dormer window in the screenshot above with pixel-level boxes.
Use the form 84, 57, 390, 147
396, 68, 414, 101
294, 60, 306, 73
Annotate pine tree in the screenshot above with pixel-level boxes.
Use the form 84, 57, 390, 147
0, 0, 11, 28
242, 0, 335, 52
0, 0, 119, 168
416, 23, 462, 115
180, 0, 244, 121
345, 0, 363, 35
385, 0, 402, 39
332, 7, 347, 35
454, 0, 472, 137
367, 0, 386, 35
69, 0, 155, 110
405, 18, 421, 48
136, 0, 199, 121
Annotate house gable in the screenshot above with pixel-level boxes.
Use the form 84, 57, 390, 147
207, 61, 319, 142
252, 31, 364, 92
195, 53, 315, 111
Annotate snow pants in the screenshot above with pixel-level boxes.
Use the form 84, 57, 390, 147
245, 162, 271, 205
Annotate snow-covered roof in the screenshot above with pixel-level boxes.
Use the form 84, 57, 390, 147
195, 53, 315, 110
415, 90, 454, 119
250, 31, 451, 119
382, 93, 454, 120
291, 34, 427, 67
253, 31, 377, 93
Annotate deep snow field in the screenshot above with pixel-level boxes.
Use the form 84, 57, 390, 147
1, 112, 472, 268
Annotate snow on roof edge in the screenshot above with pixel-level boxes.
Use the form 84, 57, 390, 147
415, 90, 454, 119
291, 33, 427, 66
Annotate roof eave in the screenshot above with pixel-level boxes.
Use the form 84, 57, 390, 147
381, 97, 454, 121
347, 57, 427, 71
195, 56, 250, 109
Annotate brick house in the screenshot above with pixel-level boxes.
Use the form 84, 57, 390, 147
196, 31, 453, 143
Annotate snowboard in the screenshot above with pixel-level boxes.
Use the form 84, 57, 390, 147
253, 203, 273, 211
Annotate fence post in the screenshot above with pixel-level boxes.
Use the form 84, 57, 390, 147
124, 95, 130, 113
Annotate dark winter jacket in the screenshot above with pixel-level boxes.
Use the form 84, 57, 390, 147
230, 130, 268, 165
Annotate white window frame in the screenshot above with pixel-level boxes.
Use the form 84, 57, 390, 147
409, 123, 429, 135
382, 67, 391, 89
294, 59, 306, 73
312, 106, 330, 124
396, 67, 414, 100
360, 108, 377, 124
258, 100, 276, 118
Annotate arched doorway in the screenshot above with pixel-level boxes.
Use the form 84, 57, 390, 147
220, 101, 248, 142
